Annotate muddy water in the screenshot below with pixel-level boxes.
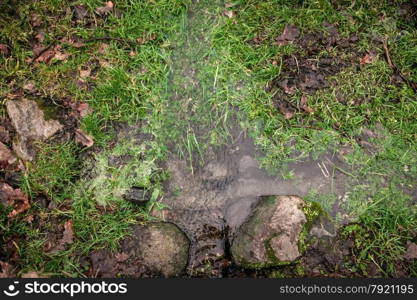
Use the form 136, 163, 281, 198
153, 125, 348, 273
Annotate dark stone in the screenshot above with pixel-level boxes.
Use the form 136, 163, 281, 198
123, 186, 150, 206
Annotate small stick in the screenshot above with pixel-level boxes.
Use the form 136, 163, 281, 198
383, 36, 417, 92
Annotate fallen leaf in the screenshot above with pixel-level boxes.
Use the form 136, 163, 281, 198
278, 104, 295, 120
31, 15, 42, 27
360, 51, 377, 65
0, 44, 9, 55
61, 219, 74, 245
0, 126, 10, 144
74, 5, 88, 20
73, 102, 92, 118
300, 95, 314, 113
0, 142, 17, 168
279, 79, 296, 95
75, 129, 94, 147
276, 24, 299, 46
98, 43, 109, 54
403, 242, 417, 260
34, 48, 56, 64
98, 59, 111, 68
33, 45, 69, 64
95, 1, 114, 15
25, 215, 34, 223
136, 37, 145, 45
23, 82, 36, 93
79, 68, 91, 78
53, 45, 70, 61
0, 183, 30, 218
223, 10, 235, 18
35, 32, 45, 43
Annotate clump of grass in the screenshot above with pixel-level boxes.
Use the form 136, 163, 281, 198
23, 141, 81, 201
341, 186, 417, 277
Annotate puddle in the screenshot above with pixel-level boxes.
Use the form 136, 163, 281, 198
153, 123, 349, 273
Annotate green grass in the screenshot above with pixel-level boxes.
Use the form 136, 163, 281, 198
1, 0, 416, 277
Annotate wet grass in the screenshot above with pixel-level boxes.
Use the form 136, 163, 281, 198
1, 0, 417, 277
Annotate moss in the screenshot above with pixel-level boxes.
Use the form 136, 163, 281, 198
298, 201, 325, 254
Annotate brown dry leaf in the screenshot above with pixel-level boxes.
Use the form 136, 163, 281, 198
136, 37, 145, 45
98, 43, 109, 54
300, 95, 314, 113
0, 183, 30, 218
35, 32, 45, 43
276, 24, 299, 46
98, 59, 111, 68
0, 126, 10, 144
61, 219, 74, 245
279, 79, 296, 95
53, 46, 70, 61
34, 48, 56, 64
23, 82, 36, 93
223, 10, 235, 18
403, 242, 417, 260
79, 68, 91, 78
278, 105, 295, 120
74, 5, 88, 20
33, 45, 69, 64
360, 51, 377, 65
225, 3, 235, 8
0, 142, 17, 168
31, 15, 42, 27
0, 44, 10, 55
75, 129, 94, 147
75, 102, 92, 118
96, 1, 114, 15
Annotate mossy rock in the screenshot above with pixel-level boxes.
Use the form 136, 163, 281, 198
231, 195, 309, 268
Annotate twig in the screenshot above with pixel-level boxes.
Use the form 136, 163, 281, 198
383, 36, 417, 92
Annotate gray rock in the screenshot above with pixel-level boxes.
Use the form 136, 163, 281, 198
6, 99, 63, 160
122, 222, 190, 277
123, 186, 150, 206
231, 195, 307, 267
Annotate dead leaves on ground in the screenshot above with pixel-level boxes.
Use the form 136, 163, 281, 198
0, 183, 30, 218
44, 219, 75, 253
27, 44, 70, 65
276, 24, 299, 46
75, 129, 94, 148
403, 242, 417, 260
360, 50, 377, 65
95, 1, 114, 16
